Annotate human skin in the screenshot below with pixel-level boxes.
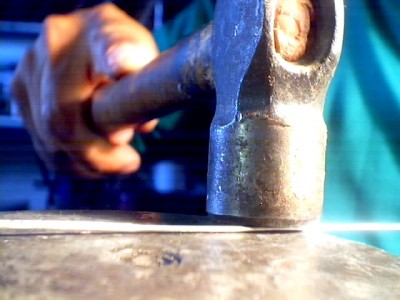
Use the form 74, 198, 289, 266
11, 3, 159, 177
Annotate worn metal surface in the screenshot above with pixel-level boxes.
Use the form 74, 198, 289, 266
207, 0, 344, 226
1, 211, 400, 299
1, 211, 399, 234
0, 210, 303, 234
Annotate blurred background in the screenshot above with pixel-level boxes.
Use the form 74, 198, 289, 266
0, 0, 199, 211
1, 6, 43, 210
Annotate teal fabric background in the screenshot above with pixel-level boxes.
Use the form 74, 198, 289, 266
323, 0, 400, 255
132, 0, 214, 153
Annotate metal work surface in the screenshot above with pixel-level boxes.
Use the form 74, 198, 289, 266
1, 211, 399, 299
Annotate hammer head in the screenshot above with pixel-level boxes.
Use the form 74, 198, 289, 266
207, 0, 344, 227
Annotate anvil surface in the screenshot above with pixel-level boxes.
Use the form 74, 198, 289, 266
0, 211, 399, 299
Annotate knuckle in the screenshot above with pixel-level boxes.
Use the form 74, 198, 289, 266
89, 3, 120, 21
42, 14, 77, 61
85, 4, 121, 46
43, 14, 68, 33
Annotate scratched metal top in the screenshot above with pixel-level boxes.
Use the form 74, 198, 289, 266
0, 210, 399, 299
0, 210, 305, 235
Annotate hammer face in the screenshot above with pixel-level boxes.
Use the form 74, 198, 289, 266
207, 0, 344, 226
207, 110, 327, 227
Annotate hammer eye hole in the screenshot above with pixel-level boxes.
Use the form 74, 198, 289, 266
274, 0, 338, 65
274, 0, 314, 62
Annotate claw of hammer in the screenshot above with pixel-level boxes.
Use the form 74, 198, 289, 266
207, 0, 344, 227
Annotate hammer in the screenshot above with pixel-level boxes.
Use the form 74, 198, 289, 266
91, 0, 344, 227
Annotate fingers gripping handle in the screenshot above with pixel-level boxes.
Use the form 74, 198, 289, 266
91, 24, 214, 135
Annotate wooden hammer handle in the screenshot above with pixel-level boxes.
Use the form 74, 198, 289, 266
91, 24, 214, 134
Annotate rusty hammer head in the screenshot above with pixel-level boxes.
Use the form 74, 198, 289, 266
92, 0, 344, 226
207, 0, 344, 227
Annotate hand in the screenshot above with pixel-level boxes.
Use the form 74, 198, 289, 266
11, 3, 159, 177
